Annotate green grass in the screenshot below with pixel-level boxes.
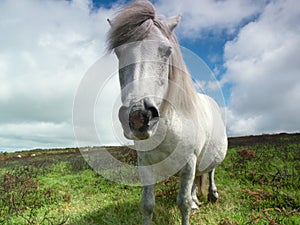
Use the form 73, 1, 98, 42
0, 134, 299, 224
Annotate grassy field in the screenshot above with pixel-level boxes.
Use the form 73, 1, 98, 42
0, 134, 299, 224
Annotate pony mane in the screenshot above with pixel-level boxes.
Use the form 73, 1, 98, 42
107, 1, 157, 51
168, 43, 199, 115
107, 0, 198, 115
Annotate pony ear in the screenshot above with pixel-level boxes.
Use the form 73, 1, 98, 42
166, 15, 181, 31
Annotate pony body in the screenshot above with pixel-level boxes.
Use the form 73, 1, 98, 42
107, 1, 227, 225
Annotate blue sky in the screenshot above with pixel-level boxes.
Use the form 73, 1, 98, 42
0, 0, 299, 151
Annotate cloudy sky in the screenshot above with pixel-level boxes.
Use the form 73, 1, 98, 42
1, 0, 299, 151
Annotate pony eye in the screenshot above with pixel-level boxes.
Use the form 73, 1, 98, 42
159, 45, 172, 57
165, 46, 172, 57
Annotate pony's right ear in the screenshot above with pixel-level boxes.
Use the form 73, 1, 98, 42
107, 18, 112, 27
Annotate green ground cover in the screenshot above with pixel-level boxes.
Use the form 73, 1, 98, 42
0, 134, 299, 224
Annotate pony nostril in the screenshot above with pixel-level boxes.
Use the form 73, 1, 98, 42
147, 107, 159, 120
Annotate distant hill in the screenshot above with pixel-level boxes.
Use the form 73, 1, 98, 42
228, 133, 300, 147
1, 133, 299, 160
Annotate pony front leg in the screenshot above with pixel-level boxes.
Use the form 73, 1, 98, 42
208, 168, 219, 203
141, 184, 155, 225
177, 155, 197, 225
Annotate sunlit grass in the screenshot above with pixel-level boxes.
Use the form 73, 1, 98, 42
0, 134, 299, 224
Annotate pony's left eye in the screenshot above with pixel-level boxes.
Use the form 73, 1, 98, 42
159, 45, 172, 58
165, 46, 172, 57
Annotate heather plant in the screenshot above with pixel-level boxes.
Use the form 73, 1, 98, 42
0, 166, 69, 225
0, 135, 299, 224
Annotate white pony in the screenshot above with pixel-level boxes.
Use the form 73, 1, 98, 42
107, 1, 227, 225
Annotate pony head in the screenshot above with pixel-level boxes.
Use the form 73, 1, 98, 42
107, 1, 182, 140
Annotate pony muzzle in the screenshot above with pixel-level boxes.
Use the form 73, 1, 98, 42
118, 102, 159, 140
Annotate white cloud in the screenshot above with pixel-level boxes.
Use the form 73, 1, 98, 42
0, 0, 117, 151
2, 0, 299, 151
223, 0, 300, 136
154, 0, 266, 39
0, 122, 73, 150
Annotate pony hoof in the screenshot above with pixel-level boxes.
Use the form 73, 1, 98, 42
192, 197, 201, 206
208, 191, 219, 203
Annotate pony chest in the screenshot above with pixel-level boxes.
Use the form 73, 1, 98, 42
137, 140, 176, 166
135, 115, 199, 166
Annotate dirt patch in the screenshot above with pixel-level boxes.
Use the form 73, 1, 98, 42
238, 148, 256, 160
